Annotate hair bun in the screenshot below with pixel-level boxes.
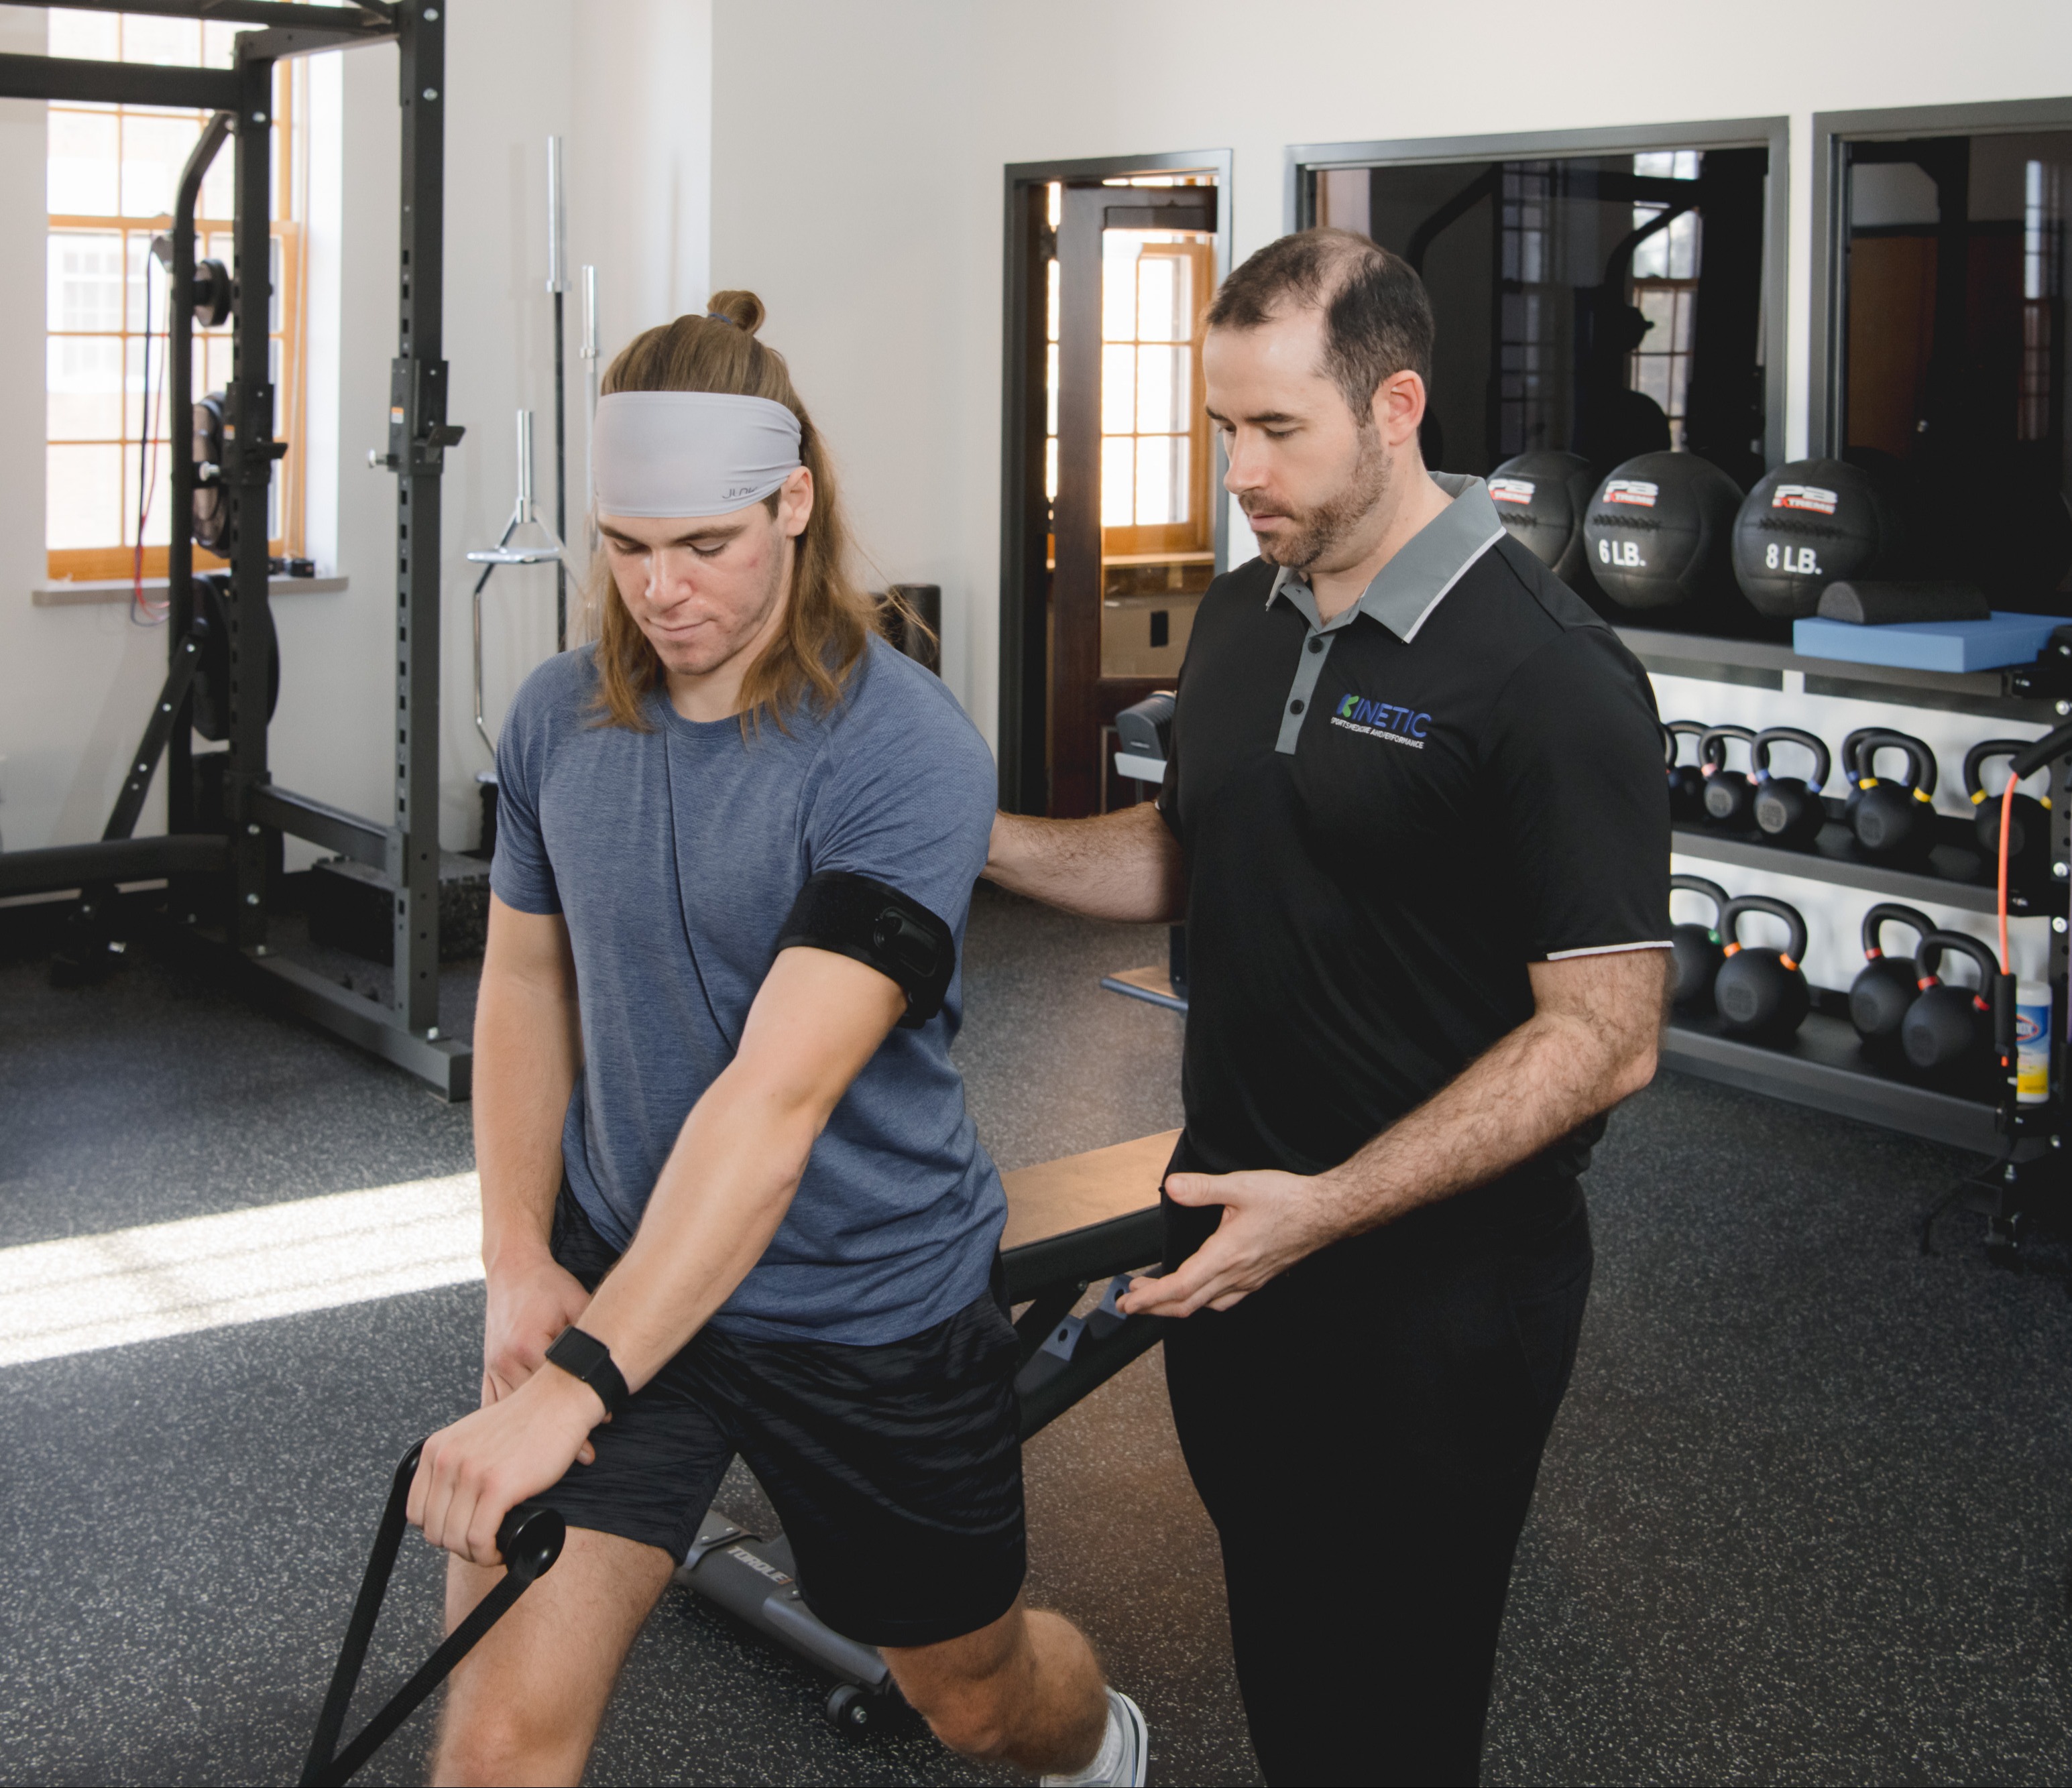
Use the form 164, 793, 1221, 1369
705, 289, 766, 336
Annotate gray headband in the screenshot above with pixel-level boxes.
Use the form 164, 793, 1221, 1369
591, 391, 803, 518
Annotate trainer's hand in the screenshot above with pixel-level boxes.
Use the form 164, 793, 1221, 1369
410, 1366, 606, 1568
1117, 1169, 1343, 1317
481, 1254, 592, 1407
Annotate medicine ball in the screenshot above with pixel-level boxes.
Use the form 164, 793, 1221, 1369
1732, 457, 1908, 618
1582, 451, 1745, 611
1487, 451, 1597, 585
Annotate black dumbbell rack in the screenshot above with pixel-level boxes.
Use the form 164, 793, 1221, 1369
1628, 625, 2072, 1166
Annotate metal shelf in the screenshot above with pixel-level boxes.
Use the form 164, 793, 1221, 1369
1662, 1009, 2008, 1153
1669, 821, 2053, 916
1619, 624, 2067, 722
1098, 963, 2026, 1156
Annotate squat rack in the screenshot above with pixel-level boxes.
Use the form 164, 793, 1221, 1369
0, 0, 472, 1098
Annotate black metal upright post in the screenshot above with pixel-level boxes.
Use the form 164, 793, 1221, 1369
226, 50, 277, 951
390, 3, 452, 1038
166, 111, 230, 836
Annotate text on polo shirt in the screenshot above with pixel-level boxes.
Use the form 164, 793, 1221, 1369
1330, 692, 1431, 748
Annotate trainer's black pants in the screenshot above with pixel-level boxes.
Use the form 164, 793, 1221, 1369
1163, 1179, 1593, 1787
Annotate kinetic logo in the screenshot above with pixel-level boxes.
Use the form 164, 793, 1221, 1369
1331, 692, 1430, 748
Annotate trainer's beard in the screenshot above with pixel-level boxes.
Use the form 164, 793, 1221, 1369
1252, 424, 1393, 571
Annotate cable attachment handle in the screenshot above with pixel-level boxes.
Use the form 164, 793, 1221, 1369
300, 1442, 565, 1788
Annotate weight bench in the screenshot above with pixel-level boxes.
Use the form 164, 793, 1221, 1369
673, 1128, 1179, 1734
304, 1131, 1180, 1779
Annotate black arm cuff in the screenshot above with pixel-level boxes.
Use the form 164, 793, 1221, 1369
544, 1325, 630, 1417
776, 870, 956, 1028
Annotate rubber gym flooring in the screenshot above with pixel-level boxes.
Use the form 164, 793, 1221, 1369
3, 882, 2071, 1785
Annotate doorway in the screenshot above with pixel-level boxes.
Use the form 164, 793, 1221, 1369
998, 151, 1230, 817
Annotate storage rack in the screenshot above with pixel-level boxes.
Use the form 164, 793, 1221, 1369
1100, 623, 2072, 1165
1627, 625, 2072, 1158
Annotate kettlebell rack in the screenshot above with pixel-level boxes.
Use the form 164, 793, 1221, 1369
1628, 624, 2072, 1160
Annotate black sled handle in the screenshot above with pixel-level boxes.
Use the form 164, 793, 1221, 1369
300, 1441, 565, 1787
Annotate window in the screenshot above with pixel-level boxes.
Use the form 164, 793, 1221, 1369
1042, 178, 1215, 558
46, 8, 306, 583
1100, 233, 1212, 555
1309, 131, 1778, 489
1629, 150, 1702, 449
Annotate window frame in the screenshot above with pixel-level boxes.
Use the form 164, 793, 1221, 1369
1810, 95, 2072, 459
44, 41, 305, 582
1284, 117, 1792, 472
1096, 235, 1215, 560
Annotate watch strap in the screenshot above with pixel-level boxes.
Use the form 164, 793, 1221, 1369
544, 1325, 630, 1417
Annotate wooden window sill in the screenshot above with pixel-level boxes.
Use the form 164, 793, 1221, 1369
32, 575, 348, 608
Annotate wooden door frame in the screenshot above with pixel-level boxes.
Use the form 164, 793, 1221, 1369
996, 147, 1232, 815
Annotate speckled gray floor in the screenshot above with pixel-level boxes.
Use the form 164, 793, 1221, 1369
2, 883, 2070, 1784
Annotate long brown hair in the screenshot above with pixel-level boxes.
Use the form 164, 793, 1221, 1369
587, 289, 893, 731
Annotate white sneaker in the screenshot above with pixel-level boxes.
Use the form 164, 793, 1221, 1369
1041, 1687, 1149, 1787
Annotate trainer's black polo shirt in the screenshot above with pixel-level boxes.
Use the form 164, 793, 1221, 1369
1160, 472, 1669, 1245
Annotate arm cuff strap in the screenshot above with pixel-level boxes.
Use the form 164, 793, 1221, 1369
776, 870, 956, 1028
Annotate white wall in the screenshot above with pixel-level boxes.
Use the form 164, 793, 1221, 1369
316, 0, 715, 860
0, 3, 134, 860
709, 0, 2072, 728
707, 0, 2072, 985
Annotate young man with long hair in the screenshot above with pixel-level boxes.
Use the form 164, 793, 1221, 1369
409, 292, 1145, 1788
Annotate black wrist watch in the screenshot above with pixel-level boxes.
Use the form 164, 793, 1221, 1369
544, 1325, 630, 1417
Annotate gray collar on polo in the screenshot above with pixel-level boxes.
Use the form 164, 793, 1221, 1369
1263, 471, 1504, 753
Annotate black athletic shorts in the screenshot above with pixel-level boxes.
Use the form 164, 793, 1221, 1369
538, 1185, 1027, 1648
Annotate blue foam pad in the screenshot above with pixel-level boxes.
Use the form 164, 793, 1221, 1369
1792, 611, 2064, 672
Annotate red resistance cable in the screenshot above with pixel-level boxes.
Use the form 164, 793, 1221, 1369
1999, 777, 2018, 1070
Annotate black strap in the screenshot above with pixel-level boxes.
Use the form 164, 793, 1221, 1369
776, 870, 955, 1028
300, 1443, 565, 1787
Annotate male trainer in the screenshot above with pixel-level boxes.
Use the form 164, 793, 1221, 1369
408, 294, 1145, 1788
987, 230, 1671, 1785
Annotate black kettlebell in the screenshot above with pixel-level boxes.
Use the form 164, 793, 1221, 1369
1850, 729, 1939, 859
1848, 902, 1935, 1047
1699, 724, 1759, 829
1751, 727, 1833, 849
1902, 930, 2000, 1075
1713, 895, 1811, 1042
1963, 739, 2052, 871
1668, 874, 1729, 1013
1839, 727, 1884, 834
1663, 721, 1711, 823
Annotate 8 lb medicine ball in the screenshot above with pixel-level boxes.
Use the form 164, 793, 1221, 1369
1488, 451, 1597, 585
1582, 451, 1745, 611
1731, 457, 1908, 617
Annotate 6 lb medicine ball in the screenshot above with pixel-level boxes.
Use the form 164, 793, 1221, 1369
1488, 451, 1597, 585
1731, 457, 1908, 617
1582, 451, 1745, 611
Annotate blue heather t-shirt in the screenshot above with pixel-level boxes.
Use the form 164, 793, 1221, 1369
490, 637, 1007, 1346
